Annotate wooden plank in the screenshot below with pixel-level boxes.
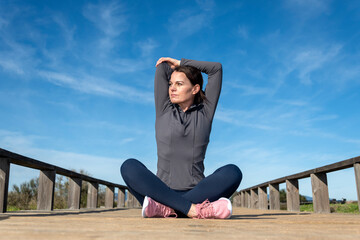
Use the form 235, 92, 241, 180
68, 177, 82, 210
2, 208, 360, 240
250, 189, 258, 209
354, 163, 360, 212
37, 170, 55, 210
0, 158, 10, 213
311, 173, 330, 213
117, 188, 125, 208
258, 186, 268, 210
105, 186, 114, 208
87, 182, 98, 209
269, 183, 280, 210
286, 179, 300, 212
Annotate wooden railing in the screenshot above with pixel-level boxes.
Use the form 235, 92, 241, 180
233, 156, 360, 213
0, 148, 140, 213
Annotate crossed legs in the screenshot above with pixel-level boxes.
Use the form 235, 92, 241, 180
120, 158, 242, 216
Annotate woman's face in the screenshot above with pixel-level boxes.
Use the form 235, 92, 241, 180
169, 71, 198, 105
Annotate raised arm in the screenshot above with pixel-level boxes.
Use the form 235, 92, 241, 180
180, 58, 222, 119
154, 60, 175, 117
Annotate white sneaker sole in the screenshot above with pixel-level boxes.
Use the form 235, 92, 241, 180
219, 197, 232, 219
142, 196, 149, 218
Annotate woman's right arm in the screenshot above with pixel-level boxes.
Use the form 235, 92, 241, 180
154, 60, 174, 117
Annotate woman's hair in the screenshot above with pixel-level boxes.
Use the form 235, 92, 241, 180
174, 65, 207, 104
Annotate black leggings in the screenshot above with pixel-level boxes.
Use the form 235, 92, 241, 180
120, 158, 242, 215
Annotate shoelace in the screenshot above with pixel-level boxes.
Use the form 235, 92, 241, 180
156, 202, 178, 218
195, 199, 214, 219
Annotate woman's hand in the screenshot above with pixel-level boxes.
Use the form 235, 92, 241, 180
156, 57, 180, 69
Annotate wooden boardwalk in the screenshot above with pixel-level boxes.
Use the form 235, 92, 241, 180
1, 207, 359, 240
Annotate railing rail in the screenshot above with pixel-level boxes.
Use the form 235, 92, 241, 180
0, 148, 139, 213
233, 156, 360, 213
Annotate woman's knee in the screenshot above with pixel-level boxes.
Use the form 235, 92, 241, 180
120, 158, 142, 179
223, 164, 242, 184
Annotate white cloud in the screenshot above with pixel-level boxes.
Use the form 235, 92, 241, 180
83, 1, 127, 38
137, 38, 158, 57
169, 12, 208, 38
0, 16, 9, 29
196, 0, 216, 11
82, 1, 128, 51
52, 14, 76, 49
0, 59, 25, 75
38, 70, 153, 103
237, 25, 249, 39
292, 45, 342, 85
284, 0, 331, 18
168, 0, 215, 42
228, 83, 272, 96
215, 108, 276, 131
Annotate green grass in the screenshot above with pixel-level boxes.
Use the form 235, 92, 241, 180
6, 206, 21, 211
6, 205, 37, 212
300, 203, 359, 214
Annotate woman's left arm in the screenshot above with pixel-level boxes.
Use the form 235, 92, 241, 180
180, 58, 222, 120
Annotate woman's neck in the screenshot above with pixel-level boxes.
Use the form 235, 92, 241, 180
178, 101, 193, 112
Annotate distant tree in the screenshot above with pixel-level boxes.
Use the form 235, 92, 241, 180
97, 185, 106, 208
54, 175, 68, 209
280, 189, 286, 202
280, 189, 308, 203
75, 169, 92, 208
7, 169, 93, 211
300, 194, 307, 203
7, 177, 38, 210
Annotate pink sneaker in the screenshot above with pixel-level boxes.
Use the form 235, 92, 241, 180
142, 196, 177, 218
194, 198, 232, 219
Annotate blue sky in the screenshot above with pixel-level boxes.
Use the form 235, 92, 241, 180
1, 0, 360, 200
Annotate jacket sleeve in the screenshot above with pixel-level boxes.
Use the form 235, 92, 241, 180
154, 62, 174, 117
180, 58, 222, 120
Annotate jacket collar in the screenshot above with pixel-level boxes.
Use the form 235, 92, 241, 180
174, 103, 203, 113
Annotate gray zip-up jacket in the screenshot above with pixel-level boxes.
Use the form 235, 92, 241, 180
155, 58, 222, 190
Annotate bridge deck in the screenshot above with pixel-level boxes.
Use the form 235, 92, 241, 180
1, 207, 359, 239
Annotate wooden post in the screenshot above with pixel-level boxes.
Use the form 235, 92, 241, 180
68, 177, 81, 210
250, 188, 258, 209
269, 183, 280, 210
87, 182, 98, 208
236, 193, 241, 207
233, 193, 241, 207
258, 186, 268, 210
286, 179, 300, 212
354, 163, 360, 212
105, 186, 114, 208
311, 173, 330, 213
244, 191, 247, 208
0, 158, 10, 213
37, 170, 56, 211
240, 191, 245, 207
135, 198, 141, 208
245, 190, 251, 208
127, 191, 134, 208
117, 188, 125, 208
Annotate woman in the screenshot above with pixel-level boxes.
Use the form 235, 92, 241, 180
121, 57, 242, 219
